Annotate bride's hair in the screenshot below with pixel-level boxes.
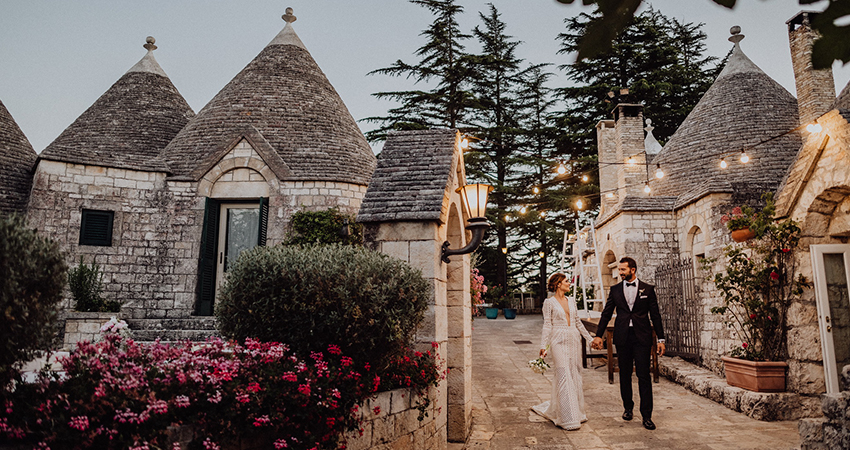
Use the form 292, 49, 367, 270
547, 273, 567, 293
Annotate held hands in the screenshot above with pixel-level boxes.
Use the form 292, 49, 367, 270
591, 337, 604, 350
539, 348, 547, 358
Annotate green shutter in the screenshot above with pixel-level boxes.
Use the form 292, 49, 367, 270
196, 198, 220, 316
258, 197, 269, 247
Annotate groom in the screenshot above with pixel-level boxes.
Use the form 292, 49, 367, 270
591, 257, 666, 430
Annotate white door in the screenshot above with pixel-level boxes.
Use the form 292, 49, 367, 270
811, 244, 850, 393
215, 203, 260, 293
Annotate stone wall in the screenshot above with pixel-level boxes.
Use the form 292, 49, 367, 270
342, 387, 444, 450
62, 312, 121, 350
799, 365, 850, 449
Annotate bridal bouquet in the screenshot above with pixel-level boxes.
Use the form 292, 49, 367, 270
528, 345, 550, 374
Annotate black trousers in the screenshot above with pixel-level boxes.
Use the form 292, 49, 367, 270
617, 327, 653, 419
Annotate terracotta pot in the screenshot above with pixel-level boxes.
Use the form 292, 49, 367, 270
730, 227, 756, 242
721, 356, 787, 392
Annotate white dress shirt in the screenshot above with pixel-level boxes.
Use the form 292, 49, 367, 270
624, 278, 638, 327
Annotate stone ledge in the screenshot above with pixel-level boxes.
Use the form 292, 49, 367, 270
659, 356, 822, 421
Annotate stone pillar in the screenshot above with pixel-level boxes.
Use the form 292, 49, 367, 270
614, 103, 647, 198
788, 11, 835, 125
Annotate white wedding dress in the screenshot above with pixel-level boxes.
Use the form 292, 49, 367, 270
532, 296, 594, 430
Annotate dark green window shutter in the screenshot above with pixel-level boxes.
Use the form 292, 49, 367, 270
196, 198, 220, 316
79, 209, 114, 246
258, 197, 269, 247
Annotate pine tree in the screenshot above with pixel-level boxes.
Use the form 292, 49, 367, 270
364, 0, 475, 141
554, 7, 720, 212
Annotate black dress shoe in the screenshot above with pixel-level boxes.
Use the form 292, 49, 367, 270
622, 410, 633, 421
642, 418, 656, 430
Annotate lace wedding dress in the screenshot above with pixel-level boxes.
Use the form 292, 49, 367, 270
532, 296, 594, 430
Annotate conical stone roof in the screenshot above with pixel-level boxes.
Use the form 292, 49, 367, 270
0, 99, 38, 214
40, 37, 194, 172
162, 9, 376, 184
833, 79, 850, 110
649, 27, 801, 207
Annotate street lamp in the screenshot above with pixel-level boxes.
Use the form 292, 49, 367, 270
441, 183, 493, 263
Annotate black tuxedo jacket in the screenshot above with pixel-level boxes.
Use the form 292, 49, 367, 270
596, 280, 665, 348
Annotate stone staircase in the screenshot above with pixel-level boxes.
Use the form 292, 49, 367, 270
125, 318, 221, 343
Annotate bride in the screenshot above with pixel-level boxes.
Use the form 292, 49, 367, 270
532, 272, 594, 430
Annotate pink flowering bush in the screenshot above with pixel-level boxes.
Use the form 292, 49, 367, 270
1, 332, 443, 449
470, 268, 488, 316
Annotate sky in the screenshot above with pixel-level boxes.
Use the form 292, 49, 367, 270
1, 0, 848, 154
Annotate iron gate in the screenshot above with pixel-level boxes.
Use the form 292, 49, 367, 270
655, 257, 701, 361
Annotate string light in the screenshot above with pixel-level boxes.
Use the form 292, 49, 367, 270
581, 175, 589, 182
606, 192, 614, 198
501, 247, 508, 254
643, 183, 651, 194
532, 186, 540, 194
740, 150, 750, 164
806, 123, 822, 133
557, 162, 567, 175
538, 251, 545, 258
460, 137, 469, 150
575, 199, 584, 210
504, 214, 510, 222
540, 211, 546, 218
720, 158, 728, 169
520, 206, 527, 214
655, 164, 664, 179
626, 156, 636, 165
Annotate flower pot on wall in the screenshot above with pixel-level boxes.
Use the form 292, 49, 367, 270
730, 227, 756, 242
485, 307, 499, 319
503, 308, 517, 320
721, 356, 787, 392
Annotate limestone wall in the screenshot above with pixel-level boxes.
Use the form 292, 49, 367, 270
595, 208, 678, 286
343, 387, 444, 450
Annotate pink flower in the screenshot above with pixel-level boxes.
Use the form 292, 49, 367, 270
147, 400, 168, 415
298, 384, 311, 396
246, 382, 262, 393
781, 248, 791, 253
68, 415, 89, 431
282, 372, 298, 382
742, 342, 749, 349
328, 344, 342, 355
770, 271, 779, 280
202, 438, 220, 450
731, 207, 743, 216
274, 439, 289, 449
174, 395, 191, 408
236, 393, 250, 403
749, 314, 757, 320
373, 406, 381, 415
253, 415, 271, 427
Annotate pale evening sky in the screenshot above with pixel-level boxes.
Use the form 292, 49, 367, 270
1, 0, 848, 154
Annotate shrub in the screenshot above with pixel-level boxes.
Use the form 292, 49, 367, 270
284, 208, 363, 246
0, 214, 66, 385
216, 244, 430, 373
1, 332, 444, 449
68, 256, 120, 312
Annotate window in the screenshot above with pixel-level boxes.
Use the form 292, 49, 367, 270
79, 209, 114, 246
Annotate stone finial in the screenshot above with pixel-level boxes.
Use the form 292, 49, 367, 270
282, 7, 296, 23
729, 26, 744, 44
645, 118, 654, 132
144, 36, 157, 51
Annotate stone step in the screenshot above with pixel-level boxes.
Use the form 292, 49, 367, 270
125, 318, 218, 331
130, 328, 221, 343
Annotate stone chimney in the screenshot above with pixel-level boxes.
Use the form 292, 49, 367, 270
787, 11, 835, 125
596, 119, 617, 207
613, 103, 647, 198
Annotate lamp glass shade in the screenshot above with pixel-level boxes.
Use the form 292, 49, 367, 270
458, 184, 493, 219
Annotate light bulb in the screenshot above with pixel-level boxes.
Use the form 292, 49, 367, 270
606, 192, 614, 199
720, 159, 728, 169
557, 162, 566, 175
806, 123, 822, 133
655, 165, 664, 179
532, 187, 540, 194
501, 247, 508, 254
504, 215, 509, 222
576, 199, 584, 210
581, 175, 589, 182
626, 157, 636, 165
644, 183, 651, 194
740, 151, 749, 164
540, 211, 546, 218
460, 138, 469, 150
539, 251, 545, 259
520, 206, 527, 214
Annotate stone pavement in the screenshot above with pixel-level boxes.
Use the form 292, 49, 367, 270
448, 315, 800, 450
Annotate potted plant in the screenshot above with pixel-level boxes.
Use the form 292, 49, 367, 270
709, 194, 808, 392
470, 268, 488, 319
721, 205, 760, 242
502, 295, 518, 320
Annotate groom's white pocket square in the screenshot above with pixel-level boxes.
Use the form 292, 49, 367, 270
639, 295, 648, 299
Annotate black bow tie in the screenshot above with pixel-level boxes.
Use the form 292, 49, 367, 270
625, 282, 636, 287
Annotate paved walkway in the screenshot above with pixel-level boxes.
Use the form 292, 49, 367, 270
452, 315, 800, 450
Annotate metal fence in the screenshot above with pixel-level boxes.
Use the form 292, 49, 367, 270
655, 257, 701, 361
